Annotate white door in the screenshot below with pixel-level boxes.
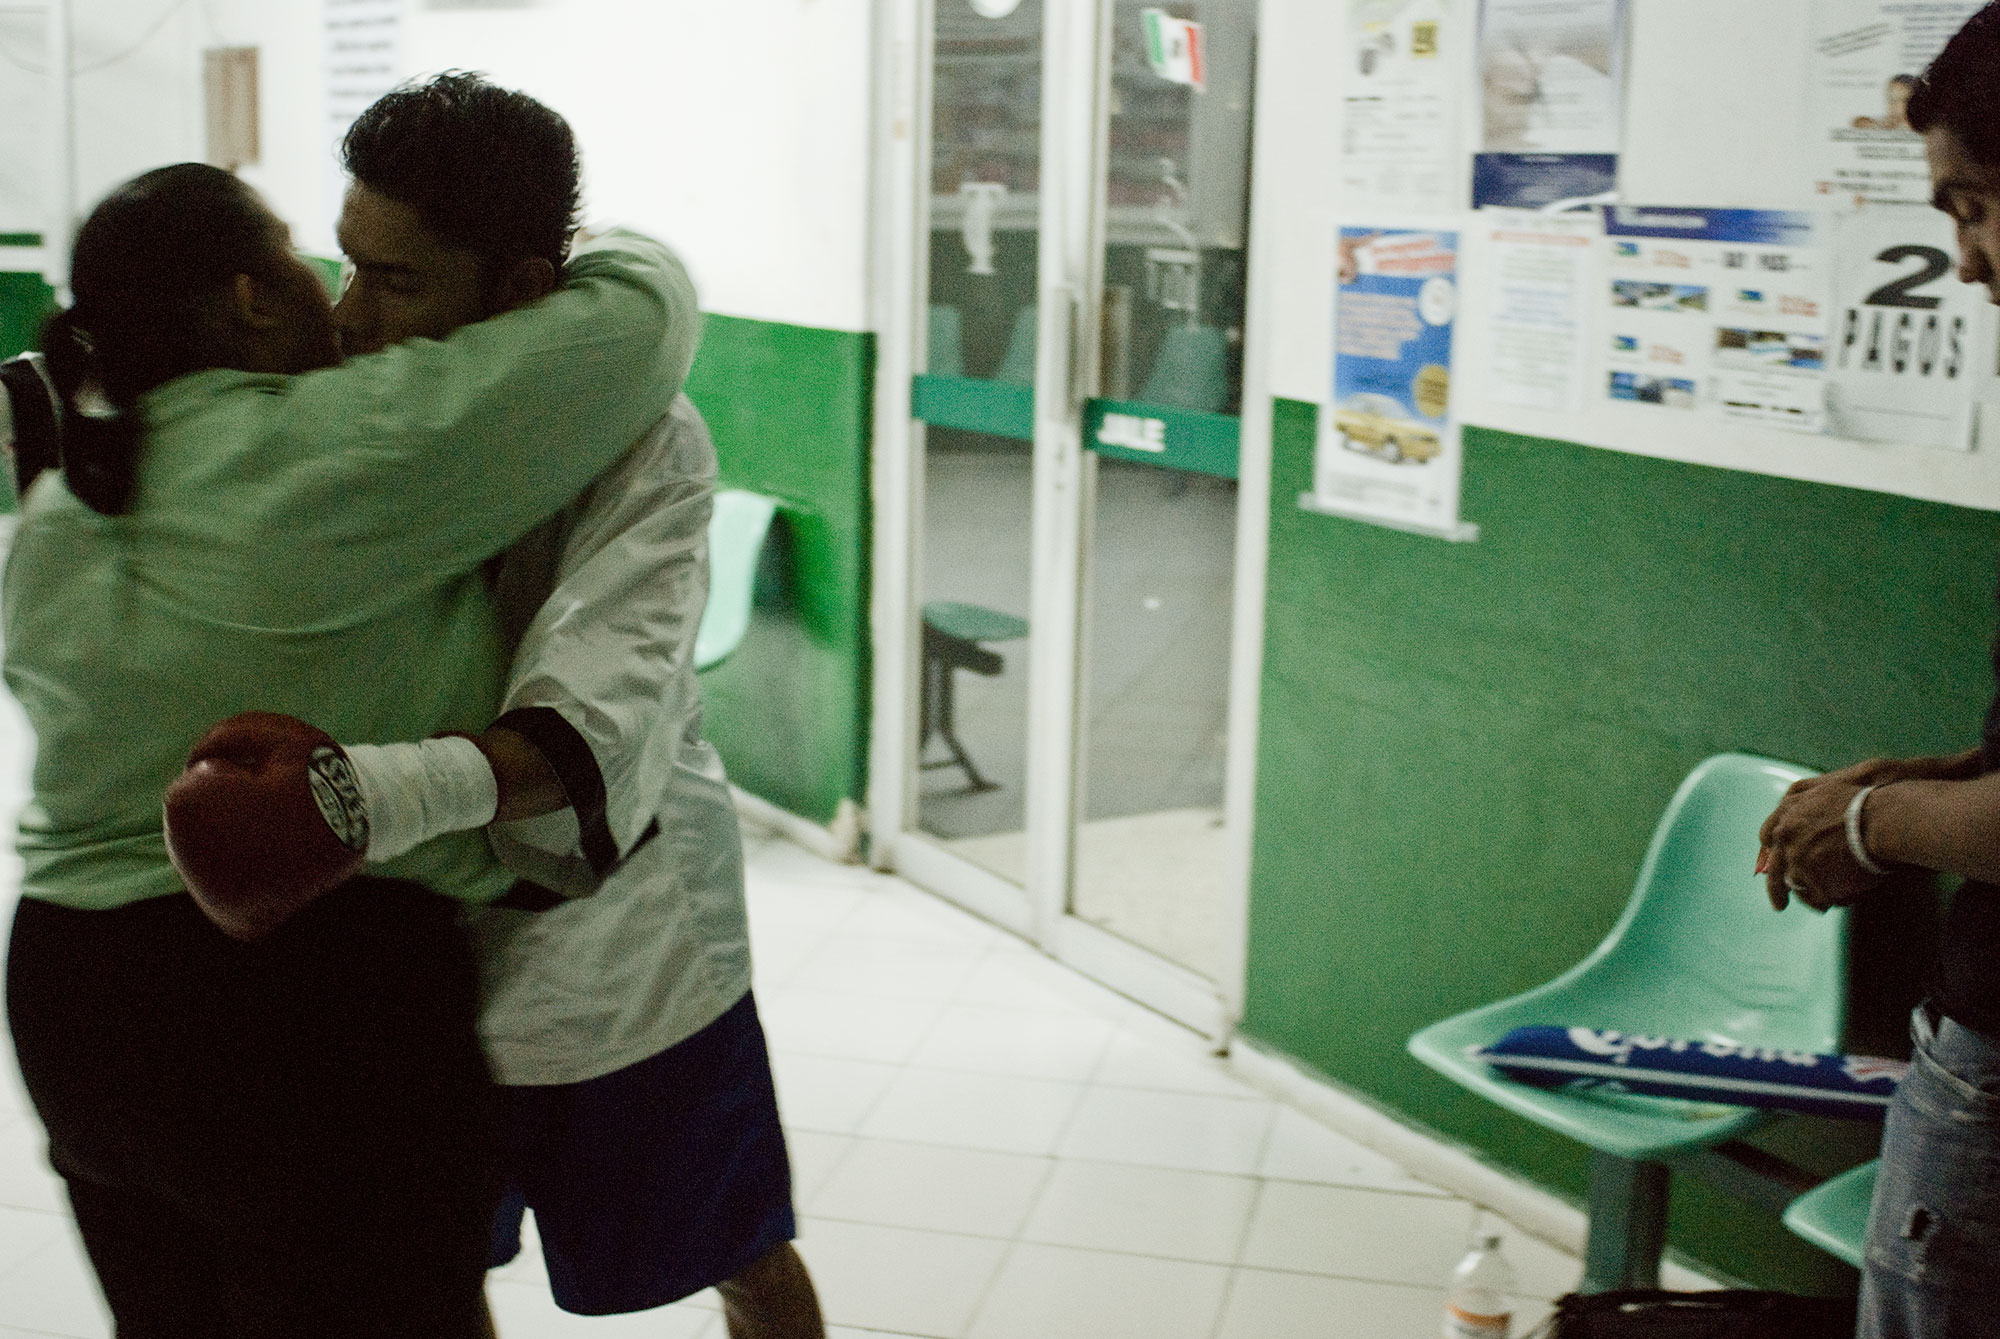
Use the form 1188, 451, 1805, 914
871, 0, 1259, 1038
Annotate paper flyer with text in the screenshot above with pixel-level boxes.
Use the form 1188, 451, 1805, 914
1310, 228, 1469, 538
1341, 0, 1461, 213
1602, 207, 1830, 433
1828, 205, 1986, 450
1808, 1, 1983, 204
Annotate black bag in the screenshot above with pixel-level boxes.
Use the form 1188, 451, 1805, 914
1528, 1289, 1857, 1339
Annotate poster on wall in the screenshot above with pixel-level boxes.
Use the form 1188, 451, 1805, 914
1475, 209, 1600, 411
1602, 207, 1831, 433
1808, 1, 1982, 205
1827, 205, 1985, 450
325, 0, 405, 225
1340, 0, 1461, 213
1306, 227, 1475, 540
1473, 0, 1624, 209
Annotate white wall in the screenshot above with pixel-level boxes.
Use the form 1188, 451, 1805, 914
0, 0, 211, 239
8, 0, 876, 333
1249, 0, 2000, 512
213, 0, 877, 332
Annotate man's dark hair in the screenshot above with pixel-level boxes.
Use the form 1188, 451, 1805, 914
1909, 4, 2000, 164
341, 71, 581, 269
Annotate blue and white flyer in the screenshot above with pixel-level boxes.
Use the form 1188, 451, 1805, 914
1602, 207, 1830, 433
1310, 227, 1472, 539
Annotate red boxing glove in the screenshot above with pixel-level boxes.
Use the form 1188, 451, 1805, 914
163, 711, 370, 942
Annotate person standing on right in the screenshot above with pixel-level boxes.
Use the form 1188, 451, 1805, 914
1758, 11, 2000, 1335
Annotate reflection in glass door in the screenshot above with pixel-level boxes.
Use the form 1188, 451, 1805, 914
1071, 1, 1253, 981
910, 0, 1044, 887
890, 0, 1257, 1021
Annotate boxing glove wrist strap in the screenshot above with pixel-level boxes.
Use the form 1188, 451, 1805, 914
341, 737, 498, 863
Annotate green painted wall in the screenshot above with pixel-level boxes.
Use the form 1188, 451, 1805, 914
686, 315, 873, 825
1, 269, 55, 516
0, 270, 53, 363
1244, 398, 2000, 1289
0, 296, 873, 818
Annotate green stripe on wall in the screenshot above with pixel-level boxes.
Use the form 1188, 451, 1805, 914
0, 303, 874, 814
686, 315, 873, 826
1243, 398, 1997, 1290
0, 270, 54, 362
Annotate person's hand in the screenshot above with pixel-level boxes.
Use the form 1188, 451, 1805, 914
1782, 749, 1980, 799
1756, 779, 1885, 913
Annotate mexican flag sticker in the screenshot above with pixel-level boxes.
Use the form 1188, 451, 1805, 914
1142, 8, 1205, 91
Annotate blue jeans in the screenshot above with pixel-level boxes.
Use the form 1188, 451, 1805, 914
1860, 1006, 2000, 1339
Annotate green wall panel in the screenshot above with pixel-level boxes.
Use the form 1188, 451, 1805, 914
1243, 398, 2000, 1289
1, 270, 54, 362
685, 315, 873, 825
1, 270, 56, 516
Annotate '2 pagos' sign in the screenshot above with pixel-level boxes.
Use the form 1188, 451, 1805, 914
1829, 207, 1990, 450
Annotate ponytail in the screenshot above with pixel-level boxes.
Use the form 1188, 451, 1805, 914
41, 306, 143, 517
41, 162, 280, 518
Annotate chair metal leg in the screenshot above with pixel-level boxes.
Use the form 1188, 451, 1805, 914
1581, 1152, 1669, 1293
918, 645, 940, 754
935, 659, 997, 792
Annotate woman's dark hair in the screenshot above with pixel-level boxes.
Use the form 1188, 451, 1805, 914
341, 71, 581, 273
1908, 4, 2000, 164
42, 162, 279, 516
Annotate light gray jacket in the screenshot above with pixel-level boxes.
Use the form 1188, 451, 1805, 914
469, 394, 753, 1087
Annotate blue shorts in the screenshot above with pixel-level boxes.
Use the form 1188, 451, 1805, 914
488, 991, 797, 1315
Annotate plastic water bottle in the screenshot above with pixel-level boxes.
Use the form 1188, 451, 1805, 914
1442, 1232, 1515, 1338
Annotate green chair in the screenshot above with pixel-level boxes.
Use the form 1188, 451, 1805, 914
1784, 1160, 1876, 1269
1139, 324, 1229, 414
1408, 753, 1846, 1292
920, 600, 1029, 792
994, 307, 1037, 387
695, 489, 781, 672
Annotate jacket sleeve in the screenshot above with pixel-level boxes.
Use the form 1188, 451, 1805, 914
262, 230, 700, 593
483, 395, 719, 894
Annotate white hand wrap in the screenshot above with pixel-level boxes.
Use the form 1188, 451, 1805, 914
341, 736, 499, 864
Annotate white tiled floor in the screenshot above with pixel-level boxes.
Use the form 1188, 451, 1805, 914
0, 647, 1594, 1337
0, 815, 1599, 1339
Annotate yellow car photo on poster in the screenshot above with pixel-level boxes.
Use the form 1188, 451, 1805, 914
1331, 393, 1442, 465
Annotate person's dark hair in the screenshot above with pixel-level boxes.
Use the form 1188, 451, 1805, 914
1908, 4, 2000, 163
41, 162, 279, 516
340, 71, 581, 273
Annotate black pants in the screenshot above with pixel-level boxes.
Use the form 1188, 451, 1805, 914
6, 880, 502, 1338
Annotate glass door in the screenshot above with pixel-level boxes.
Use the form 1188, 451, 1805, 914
1069, 1, 1251, 986
906, 0, 1046, 917
893, 0, 1254, 1030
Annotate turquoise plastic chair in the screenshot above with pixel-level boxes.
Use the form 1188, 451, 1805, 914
1408, 753, 1846, 1290
1139, 325, 1228, 413
1784, 1160, 1876, 1269
928, 305, 966, 379
695, 490, 780, 672
994, 306, 1037, 386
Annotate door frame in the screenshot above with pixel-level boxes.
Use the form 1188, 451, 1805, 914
865, 0, 1271, 1042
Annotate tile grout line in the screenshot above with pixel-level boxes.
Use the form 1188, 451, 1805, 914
781, 1119, 1462, 1196
952, 1232, 1021, 1339
797, 1204, 1485, 1291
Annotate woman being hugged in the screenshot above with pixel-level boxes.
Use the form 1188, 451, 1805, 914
3, 162, 696, 1338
